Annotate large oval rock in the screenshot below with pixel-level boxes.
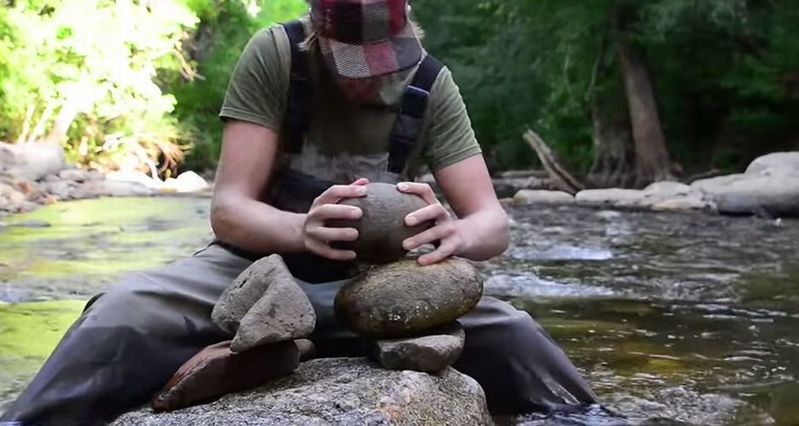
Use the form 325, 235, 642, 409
335, 258, 483, 338
330, 182, 431, 264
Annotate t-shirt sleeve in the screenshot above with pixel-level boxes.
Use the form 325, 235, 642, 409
218, 25, 290, 131
421, 66, 482, 172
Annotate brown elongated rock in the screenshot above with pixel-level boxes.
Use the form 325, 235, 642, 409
372, 322, 466, 373
151, 340, 299, 412
335, 258, 483, 338
211, 254, 293, 335
329, 182, 432, 264
231, 269, 316, 353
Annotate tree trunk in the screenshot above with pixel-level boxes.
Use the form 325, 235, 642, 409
588, 97, 634, 187
617, 35, 673, 186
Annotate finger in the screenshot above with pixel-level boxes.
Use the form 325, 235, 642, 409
314, 184, 368, 206
417, 240, 458, 265
403, 222, 454, 251
307, 226, 359, 243
405, 203, 449, 226
351, 178, 369, 186
306, 239, 357, 261
311, 204, 362, 222
396, 182, 437, 205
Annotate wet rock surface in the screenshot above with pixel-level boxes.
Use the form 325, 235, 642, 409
115, 358, 493, 426
371, 322, 466, 373
330, 182, 431, 264
335, 258, 484, 338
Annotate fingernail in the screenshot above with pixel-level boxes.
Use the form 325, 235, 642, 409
403, 239, 413, 250
351, 209, 362, 219
397, 183, 408, 191
406, 215, 417, 226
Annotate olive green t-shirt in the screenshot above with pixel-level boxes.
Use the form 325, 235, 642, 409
219, 21, 481, 182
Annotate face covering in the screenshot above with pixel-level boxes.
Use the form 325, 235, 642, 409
333, 65, 417, 107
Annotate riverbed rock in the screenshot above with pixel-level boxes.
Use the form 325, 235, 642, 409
512, 190, 575, 206
692, 152, 799, 217
230, 260, 316, 353
744, 151, 799, 176
330, 182, 431, 264
114, 358, 493, 426
335, 258, 483, 338
575, 183, 713, 212
151, 340, 300, 413
371, 322, 465, 373
212, 255, 292, 335
71, 179, 154, 198
0, 141, 66, 182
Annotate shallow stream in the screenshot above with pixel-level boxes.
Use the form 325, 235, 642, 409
1, 197, 797, 424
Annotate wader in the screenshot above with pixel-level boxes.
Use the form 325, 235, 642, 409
1, 20, 597, 425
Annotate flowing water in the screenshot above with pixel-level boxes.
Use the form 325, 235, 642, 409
1, 197, 797, 425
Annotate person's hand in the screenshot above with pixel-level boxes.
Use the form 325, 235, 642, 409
303, 178, 368, 261
397, 182, 466, 266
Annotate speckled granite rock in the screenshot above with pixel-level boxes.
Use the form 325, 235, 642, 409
113, 357, 493, 426
335, 258, 483, 338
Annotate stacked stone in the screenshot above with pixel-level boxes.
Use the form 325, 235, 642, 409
152, 255, 317, 412
150, 182, 484, 413
331, 183, 484, 373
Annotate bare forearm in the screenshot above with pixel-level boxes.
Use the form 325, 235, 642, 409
455, 208, 510, 261
211, 194, 307, 255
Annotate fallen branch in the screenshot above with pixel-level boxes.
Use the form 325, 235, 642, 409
523, 129, 585, 194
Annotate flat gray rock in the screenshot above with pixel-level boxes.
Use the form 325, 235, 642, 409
114, 358, 493, 426
372, 323, 466, 373
231, 263, 316, 353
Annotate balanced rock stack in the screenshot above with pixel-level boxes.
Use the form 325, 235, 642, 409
147, 182, 484, 413
332, 183, 483, 373
151, 255, 317, 412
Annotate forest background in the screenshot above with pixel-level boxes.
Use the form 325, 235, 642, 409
1, 0, 798, 188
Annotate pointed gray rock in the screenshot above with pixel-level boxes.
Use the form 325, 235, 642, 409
231, 267, 316, 353
212, 254, 292, 335
372, 322, 465, 373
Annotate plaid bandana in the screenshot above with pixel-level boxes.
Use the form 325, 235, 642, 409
310, 0, 422, 79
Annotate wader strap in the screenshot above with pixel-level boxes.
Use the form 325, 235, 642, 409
387, 55, 444, 174
283, 21, 311, 154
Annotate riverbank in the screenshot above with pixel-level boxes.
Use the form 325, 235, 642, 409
3, 142, 797, 219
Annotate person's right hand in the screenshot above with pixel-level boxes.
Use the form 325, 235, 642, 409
302, 178, 368, 261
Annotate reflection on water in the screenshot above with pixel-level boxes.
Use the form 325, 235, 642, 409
1, 200, 798, 424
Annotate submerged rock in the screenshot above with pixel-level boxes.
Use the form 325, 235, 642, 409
115, 358, 493, 426
372, 322, 466, 373
150, 340, 299, 413
330, 182, 431, 264
335, 258, 483, 338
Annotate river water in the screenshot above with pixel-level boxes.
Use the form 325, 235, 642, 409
1, 197, 797, 424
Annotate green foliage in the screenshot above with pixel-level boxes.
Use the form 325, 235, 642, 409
1, 0, 798, 175
174, 0, 307, 171
415, 0, 799, 173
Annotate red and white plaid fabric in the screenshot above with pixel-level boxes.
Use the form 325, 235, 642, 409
310, 0, 422, 79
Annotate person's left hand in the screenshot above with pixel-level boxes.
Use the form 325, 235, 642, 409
397, 182, 467, 266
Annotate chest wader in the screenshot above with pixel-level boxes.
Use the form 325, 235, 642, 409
1, 20, 600, 426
